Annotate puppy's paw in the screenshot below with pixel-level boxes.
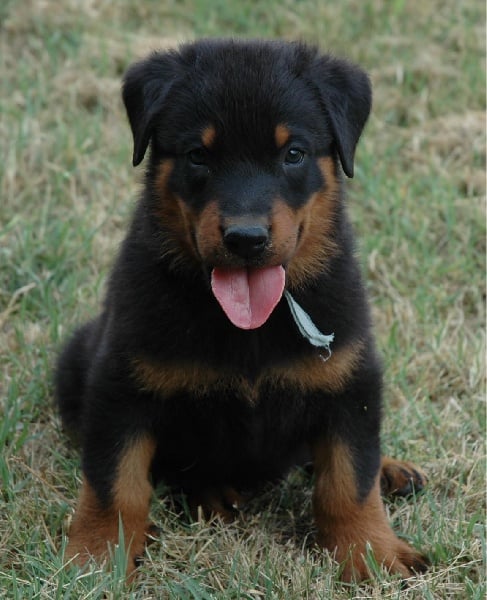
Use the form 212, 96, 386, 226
380, 457, 427, 498
321, 530, 429, 582
188, 486, 243, 522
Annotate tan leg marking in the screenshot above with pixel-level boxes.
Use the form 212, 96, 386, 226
66, 435, 156, 576
313, 440, 427, 581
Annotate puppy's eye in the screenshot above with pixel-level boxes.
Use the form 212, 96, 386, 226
188, 148, 208, 166
284, 148, 305, 165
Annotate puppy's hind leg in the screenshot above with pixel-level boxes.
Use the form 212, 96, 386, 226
55, 317, 103, 442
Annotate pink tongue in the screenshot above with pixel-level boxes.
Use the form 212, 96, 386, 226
211, 266, 285, 329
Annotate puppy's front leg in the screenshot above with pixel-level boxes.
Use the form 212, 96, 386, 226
312, 437, 427, 581
66, 433, 156, 575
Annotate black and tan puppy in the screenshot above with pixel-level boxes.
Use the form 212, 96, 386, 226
56, 39, 428, 581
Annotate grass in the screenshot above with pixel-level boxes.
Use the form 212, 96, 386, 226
0, 0, 485, 598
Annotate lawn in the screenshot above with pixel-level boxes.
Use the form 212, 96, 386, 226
0, 0, 485, 598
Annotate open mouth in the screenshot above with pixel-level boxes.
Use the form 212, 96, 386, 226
211, 265, 286, 329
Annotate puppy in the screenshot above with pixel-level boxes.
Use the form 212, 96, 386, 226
56, 39, 428, 581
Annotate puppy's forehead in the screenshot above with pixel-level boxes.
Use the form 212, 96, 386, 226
169, 41, 322, 148
197, 50, 307, 113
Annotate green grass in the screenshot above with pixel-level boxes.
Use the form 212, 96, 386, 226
0, 0, 485, 598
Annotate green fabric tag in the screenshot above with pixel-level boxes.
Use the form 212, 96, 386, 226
284, 291, 334, 361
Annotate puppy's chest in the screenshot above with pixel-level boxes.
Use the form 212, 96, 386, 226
133, 358, 279, 404
132, 337, 362, 403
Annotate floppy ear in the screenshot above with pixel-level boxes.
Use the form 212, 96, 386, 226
122, 51, 180, 166
308, 56, 372, 177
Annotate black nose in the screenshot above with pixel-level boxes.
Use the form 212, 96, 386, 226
223, 225, 269, 259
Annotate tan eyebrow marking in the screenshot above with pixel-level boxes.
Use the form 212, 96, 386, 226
275, 123, 291, 148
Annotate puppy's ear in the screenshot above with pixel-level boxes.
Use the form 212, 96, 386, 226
308, 56, 371, 177
122, 51, 180, 166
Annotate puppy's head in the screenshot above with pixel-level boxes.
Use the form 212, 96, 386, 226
123, 39, 371, 328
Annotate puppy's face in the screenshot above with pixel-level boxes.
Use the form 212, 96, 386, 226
123, 40, 371, 327
153, 111, 334, 276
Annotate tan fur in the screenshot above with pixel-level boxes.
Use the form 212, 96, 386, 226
380, 456, 428, 496
131, 357, 255, 399
154, 156, 339, 278
194, 201, 223, 260
155, 162, 222, 265
188, 486, 243, 522
66, 435, 156, 574
274, 123, 290, 148
312, 440, 425, 581
268, 199, 302, 265
266, 339, 365, 394
286, 157, 340, 287
201, 124, 216, 148
154, 160, 199, 264
133, 339, 363, 401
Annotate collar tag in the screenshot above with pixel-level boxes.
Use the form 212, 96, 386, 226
284, 291, 334, 361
